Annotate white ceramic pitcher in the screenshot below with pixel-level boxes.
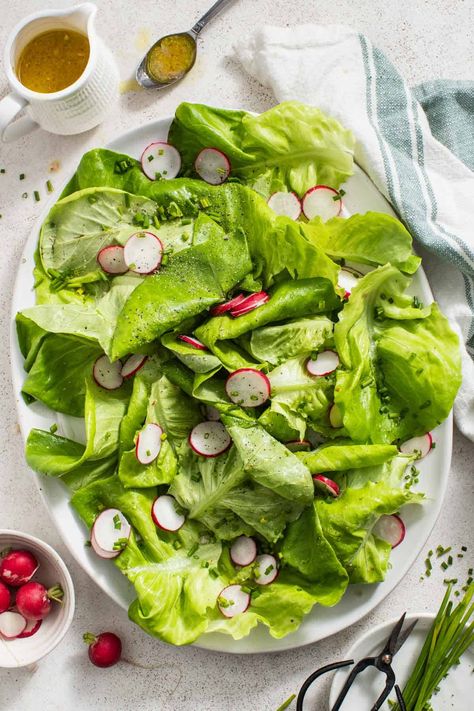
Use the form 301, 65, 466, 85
0, 3, 119, 142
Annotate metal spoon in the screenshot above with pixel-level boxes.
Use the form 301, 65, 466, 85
136, 0, 237, 89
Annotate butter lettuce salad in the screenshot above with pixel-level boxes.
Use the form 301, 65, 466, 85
16, 101, 461, 645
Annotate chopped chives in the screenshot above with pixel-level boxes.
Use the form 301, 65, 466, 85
46, 180, 53, 193
187, 542, 199, 557
22, 192, 28, 199
34, 190, 40, 202
275, 694, 296, 711
49, 423, 58, 434
19, 173, 25, 180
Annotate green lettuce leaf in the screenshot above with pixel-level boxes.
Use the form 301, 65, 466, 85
168, 101, 355, 197
306, 212, 420, 273
39, 187, 159, 282
334, 264, 461, 443
21, 333, 103, 416
248, 316, 334, 366
316, 454, 423, 583
195, 278, 340, 370
26, 377, 130, 489
111, 226, 252, 359
298, 443, 397, 473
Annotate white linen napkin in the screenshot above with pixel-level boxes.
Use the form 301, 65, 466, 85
234, 24, 474, 441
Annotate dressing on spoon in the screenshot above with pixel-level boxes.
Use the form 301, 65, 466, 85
136, 0, 237, 89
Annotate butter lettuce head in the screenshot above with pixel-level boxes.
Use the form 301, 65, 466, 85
17, 100, 461, 648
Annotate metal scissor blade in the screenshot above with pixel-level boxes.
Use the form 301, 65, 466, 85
392, 618, 418, 656
381, 613, 407, 656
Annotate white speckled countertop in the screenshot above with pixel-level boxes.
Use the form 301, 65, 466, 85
0, 1, 473, 709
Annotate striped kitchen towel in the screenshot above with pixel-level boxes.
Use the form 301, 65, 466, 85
234, 25, 474, 441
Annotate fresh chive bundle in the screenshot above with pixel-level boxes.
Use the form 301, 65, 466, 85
392, 583, 474, 710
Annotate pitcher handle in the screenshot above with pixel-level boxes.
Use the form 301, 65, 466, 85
0, 92, 38, 142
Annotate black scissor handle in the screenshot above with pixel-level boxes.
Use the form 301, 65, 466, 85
296, 659, 354, 711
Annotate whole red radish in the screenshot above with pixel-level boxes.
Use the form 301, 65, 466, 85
0, 581, 11, 613
15, 581, 64, 620
0, 549, 39, 587
84, 631, 122, 668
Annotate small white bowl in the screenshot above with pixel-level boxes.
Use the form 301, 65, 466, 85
0, 529, 75, 668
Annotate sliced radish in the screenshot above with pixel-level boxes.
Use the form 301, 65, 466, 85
302, 185, 342, 221
93, 355, 123, 390
210, 293, 247, 316
230, 536, 257, 567
151, 495, 185, 532
91, 509, 131, 559
17, 618, 42, 639
306, 350, 340, 376
254, 554, 278, 586
124, 231, 163, 275
217, 585, 250, 618
195, 147, 231, 185
141, 141, 181, 180
97, 245, 128, 275
136, 423, 163, 465
189, 421, 231, 457
225, 368, 271, 408
230, 291, 269, 318
373, 514, 406, 548
338, 268, 361, 299
313, 474, 340, 497
121, 354, 148, 379
204, 405, 220, 421
0, 611, 27, 639
286, 440, 312, 453
399, 433, 432, 459
267, 191, 302, 220
177, 335, 208, 351
329, 403, 343, 429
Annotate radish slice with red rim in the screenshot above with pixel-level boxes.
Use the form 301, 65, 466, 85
230, 536, 257, 567
302, 185, 343, 221
329, 403, 343, 429
399, 433, 432, 459
338, 268, 361, 299
230, 291, 269, 317
124, 231, 163, 274
0, 611, 27, 639
267, 191, 302, 220
217, 585, 250, 618
210, 293, 247, 316
177, 335, 208, 351
254, 554, 278, 585
136, 423, 163, 465
313, 474, 340, 497
373, 514, 406, 548
286, 440, 312, 453
189, 421, 231, 457
91, 508, 131, 559
121, 354, 148, 378
17, 618, 43, 639
93, 355, 123, 390
195, 147, 231, 185
97, 245, 128, 275
225, 368, 271, 408
141, 141, 181, 180
152, 495, 185, 531
306, 350, 340, 376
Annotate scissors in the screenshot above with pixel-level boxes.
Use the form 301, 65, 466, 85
296, 613, 418, 711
